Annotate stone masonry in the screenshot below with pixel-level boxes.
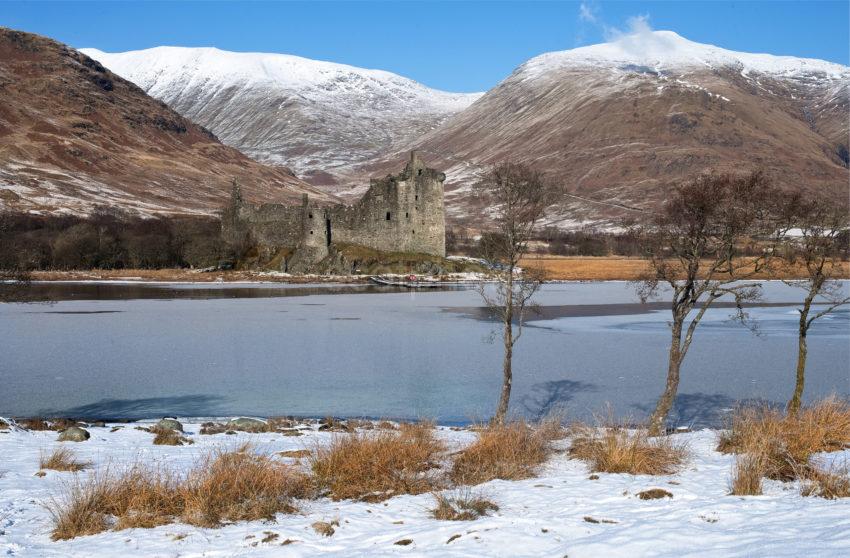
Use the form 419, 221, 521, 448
222, 152, 446, 270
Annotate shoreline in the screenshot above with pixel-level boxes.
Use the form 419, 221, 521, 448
26, 256, 850, 283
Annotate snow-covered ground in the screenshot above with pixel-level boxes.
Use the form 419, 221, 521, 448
2, 420, 849, 557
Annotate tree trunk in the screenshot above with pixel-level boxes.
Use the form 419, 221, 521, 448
494, 276, 514, 425
648, 318, 683, 435
788, 297, 813, 415
494, 327, 513, 425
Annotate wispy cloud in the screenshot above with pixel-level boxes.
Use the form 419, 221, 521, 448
576, 3, 656, 47
603, 14, 653, 42
578, 1, 598, 24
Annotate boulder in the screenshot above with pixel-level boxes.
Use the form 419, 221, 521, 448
156, 418, 184, 432
57, 426, 90, 442
226, 417, 269, 432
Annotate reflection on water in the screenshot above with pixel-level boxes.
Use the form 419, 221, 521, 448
1, 281, 848, 427
1, 281, 460, 302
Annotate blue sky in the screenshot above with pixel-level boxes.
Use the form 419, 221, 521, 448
2, 1, 847, 92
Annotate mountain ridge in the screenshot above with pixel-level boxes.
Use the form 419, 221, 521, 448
81, 46, 483, 187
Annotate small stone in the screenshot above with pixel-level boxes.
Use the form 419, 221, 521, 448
226, 417, 269, 432
156, 418, 184, 432
394, 539, 413, 546
57, 426, 90, 442
34, 471, 46, 477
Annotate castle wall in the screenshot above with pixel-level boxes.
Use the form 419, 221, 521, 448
222, 152, 445, 268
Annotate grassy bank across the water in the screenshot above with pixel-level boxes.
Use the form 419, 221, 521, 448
519, 256, 850, 281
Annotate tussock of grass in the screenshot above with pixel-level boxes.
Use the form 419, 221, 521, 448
717, 397, 850, 481
39, 447, 90, 472
20, 418, 52, 431
729, 453, 765, 496
48, 475, 114, 540
152, 430, 193, 446
312, 519, 339, 537
182, 444, 311, 527
800, 463, 850, 499
431, 489, 498, 521
47, 444, 309, 540
311, 422, 444, 502
450, 419, 562, 485
568, 423, 688, 476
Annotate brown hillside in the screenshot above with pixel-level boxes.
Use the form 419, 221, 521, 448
0, 28, 337, 216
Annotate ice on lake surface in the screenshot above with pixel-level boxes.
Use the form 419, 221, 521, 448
1, 281, 847, 427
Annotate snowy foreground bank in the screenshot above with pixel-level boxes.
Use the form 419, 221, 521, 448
2, 420, 849, 557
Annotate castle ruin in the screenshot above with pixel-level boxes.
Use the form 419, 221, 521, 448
222, 152, 446, 271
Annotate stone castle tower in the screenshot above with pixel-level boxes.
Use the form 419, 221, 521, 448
222, 152, 446, 270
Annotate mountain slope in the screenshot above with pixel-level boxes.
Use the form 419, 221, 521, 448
81, 46, 482, 188
360, 31, 849, 227
0, 28, 335, 216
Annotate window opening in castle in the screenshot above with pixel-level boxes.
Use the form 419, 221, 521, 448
386, 212, 391, 220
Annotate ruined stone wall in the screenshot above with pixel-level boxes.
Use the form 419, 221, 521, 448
221, 153, 445, 268
329, 153, 445, 256
237, 202, 304, 247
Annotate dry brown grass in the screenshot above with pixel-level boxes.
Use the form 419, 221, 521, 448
47, 444, 310, 540
19, 418, 53, 431
152, 430, 193, 446
182, 443, 311, 527
312, 519, 339, 537
311, 422, 445, 502
450, 419, 562, 485
800, 463, 850, 499
519, 256, 850, 281
39, 447, 90, 472
729, 453, 766, 496
717, 397, 850, 480
431, 489, 498, 521
48, 474, 115, 540
568, 423, 688, 476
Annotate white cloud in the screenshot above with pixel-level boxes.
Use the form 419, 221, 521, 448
579, 1, 598, 24
603, 14, 654, 42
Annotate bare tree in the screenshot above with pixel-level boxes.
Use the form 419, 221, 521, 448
475, 162, 555, 424
776, 194, 850, 414
637, 171, 778, 435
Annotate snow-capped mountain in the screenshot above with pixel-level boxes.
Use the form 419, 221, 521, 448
359, 30, 848, 228
80, 46, 482, 188
517, 29, 847, 80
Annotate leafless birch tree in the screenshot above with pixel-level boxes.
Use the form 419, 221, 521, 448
776, 194, 850, 414
475, 162, 555, 424
637, 171, 778, 435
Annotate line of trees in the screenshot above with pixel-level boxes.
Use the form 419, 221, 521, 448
476, 163, 848, 431
0, 208, 223, 271
447, 226, 648, 257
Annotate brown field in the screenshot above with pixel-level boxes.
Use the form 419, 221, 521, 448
520, 256, 850, 281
